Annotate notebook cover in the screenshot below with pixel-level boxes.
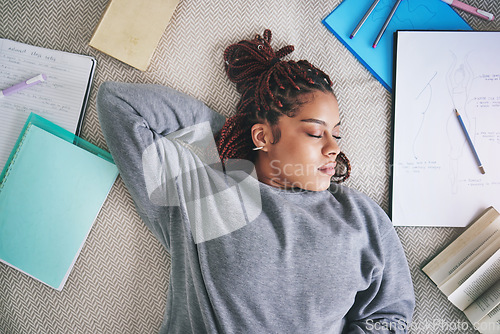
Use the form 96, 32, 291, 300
0, 113, 118, 290
322, 0, 472, 91
89, 0, 180, 71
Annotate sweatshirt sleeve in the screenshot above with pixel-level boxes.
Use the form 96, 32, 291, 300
343, 223, 415, 334
96, 81, 226, 249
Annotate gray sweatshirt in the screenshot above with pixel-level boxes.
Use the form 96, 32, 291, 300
96, 82, 415, 334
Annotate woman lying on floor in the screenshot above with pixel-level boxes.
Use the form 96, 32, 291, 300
97, 29, 415, 334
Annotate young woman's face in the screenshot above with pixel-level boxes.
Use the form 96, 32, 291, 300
258, 91, 341, 191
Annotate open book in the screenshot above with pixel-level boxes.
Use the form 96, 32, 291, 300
422, 207, 500, 333
0, 38, 96, 170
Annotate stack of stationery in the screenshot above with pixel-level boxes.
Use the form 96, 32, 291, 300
322, 0, 472, 90
0, 113, 118, 291
0, 39, 116, 291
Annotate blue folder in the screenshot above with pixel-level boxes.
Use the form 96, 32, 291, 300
0, 113, 118, 290
323, 0, 472, 90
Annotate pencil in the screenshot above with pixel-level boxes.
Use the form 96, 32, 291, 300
373, 0, 403, 48
350, 0, 381, 39
455, 109, 485, 174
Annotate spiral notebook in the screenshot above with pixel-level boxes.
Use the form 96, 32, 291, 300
0, 113, 118, 290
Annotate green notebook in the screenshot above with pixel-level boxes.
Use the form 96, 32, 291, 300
0, 113, 118, 291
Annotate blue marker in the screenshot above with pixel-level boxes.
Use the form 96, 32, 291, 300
0, 74, 47, 98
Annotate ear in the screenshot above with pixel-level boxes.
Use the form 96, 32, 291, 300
250, 123, 272, 152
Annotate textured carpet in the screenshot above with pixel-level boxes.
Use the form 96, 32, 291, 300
1, 0, 499, 333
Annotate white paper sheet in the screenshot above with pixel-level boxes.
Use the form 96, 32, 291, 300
0, 39, 95, 169
392, 31, 500, 227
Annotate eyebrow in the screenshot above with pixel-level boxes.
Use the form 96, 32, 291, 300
300, 118, 341, 127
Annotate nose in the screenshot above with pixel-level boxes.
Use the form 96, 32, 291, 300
322, 135, 340, 157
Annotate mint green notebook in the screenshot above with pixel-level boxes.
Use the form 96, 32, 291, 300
0, 113, 118, 291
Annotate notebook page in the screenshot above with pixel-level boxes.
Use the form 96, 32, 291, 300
392, 31, 500, 226
0, 39, 94, 169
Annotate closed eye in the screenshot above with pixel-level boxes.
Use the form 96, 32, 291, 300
308, 134, 342, 140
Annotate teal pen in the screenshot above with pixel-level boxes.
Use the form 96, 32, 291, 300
455, 109, 485, 174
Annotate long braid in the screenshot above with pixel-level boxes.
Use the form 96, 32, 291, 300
217, 29, 350, 183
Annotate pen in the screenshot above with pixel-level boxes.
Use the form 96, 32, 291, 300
455, 109, 485, 174
440, 0, 494, 21
350, 0, 381, 39
373, 0, 403, 48
0, 74, 47, 98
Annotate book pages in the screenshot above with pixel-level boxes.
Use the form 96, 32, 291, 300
439, 234, 500, 296
464, 280, 500, 325
475, 303, 500, 334
0, 38, 95, 170
448, 249, 500, 311
422, 207, 500, 285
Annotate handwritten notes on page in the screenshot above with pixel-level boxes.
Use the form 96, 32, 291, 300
392, 31, 500, 227
0, 39, 95, 169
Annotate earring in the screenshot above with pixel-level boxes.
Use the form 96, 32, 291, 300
252, 146, 264, 151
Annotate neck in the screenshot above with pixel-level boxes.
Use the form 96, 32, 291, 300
254, 154, 296, 190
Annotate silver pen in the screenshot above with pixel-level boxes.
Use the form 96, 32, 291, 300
350, 0, 381, 39
373, 0, 403, 48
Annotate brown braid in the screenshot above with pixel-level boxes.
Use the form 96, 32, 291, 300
217, 29, 350, 183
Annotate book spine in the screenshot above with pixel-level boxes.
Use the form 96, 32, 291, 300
0, 123, 33, 190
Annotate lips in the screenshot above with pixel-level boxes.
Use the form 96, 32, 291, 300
318, 162, 336, 176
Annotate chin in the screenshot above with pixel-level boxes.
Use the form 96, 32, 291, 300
308, 184, 331, 192
294, 178, 331, 192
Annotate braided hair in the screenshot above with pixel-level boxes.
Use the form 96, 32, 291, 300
216, 29, 350, 183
